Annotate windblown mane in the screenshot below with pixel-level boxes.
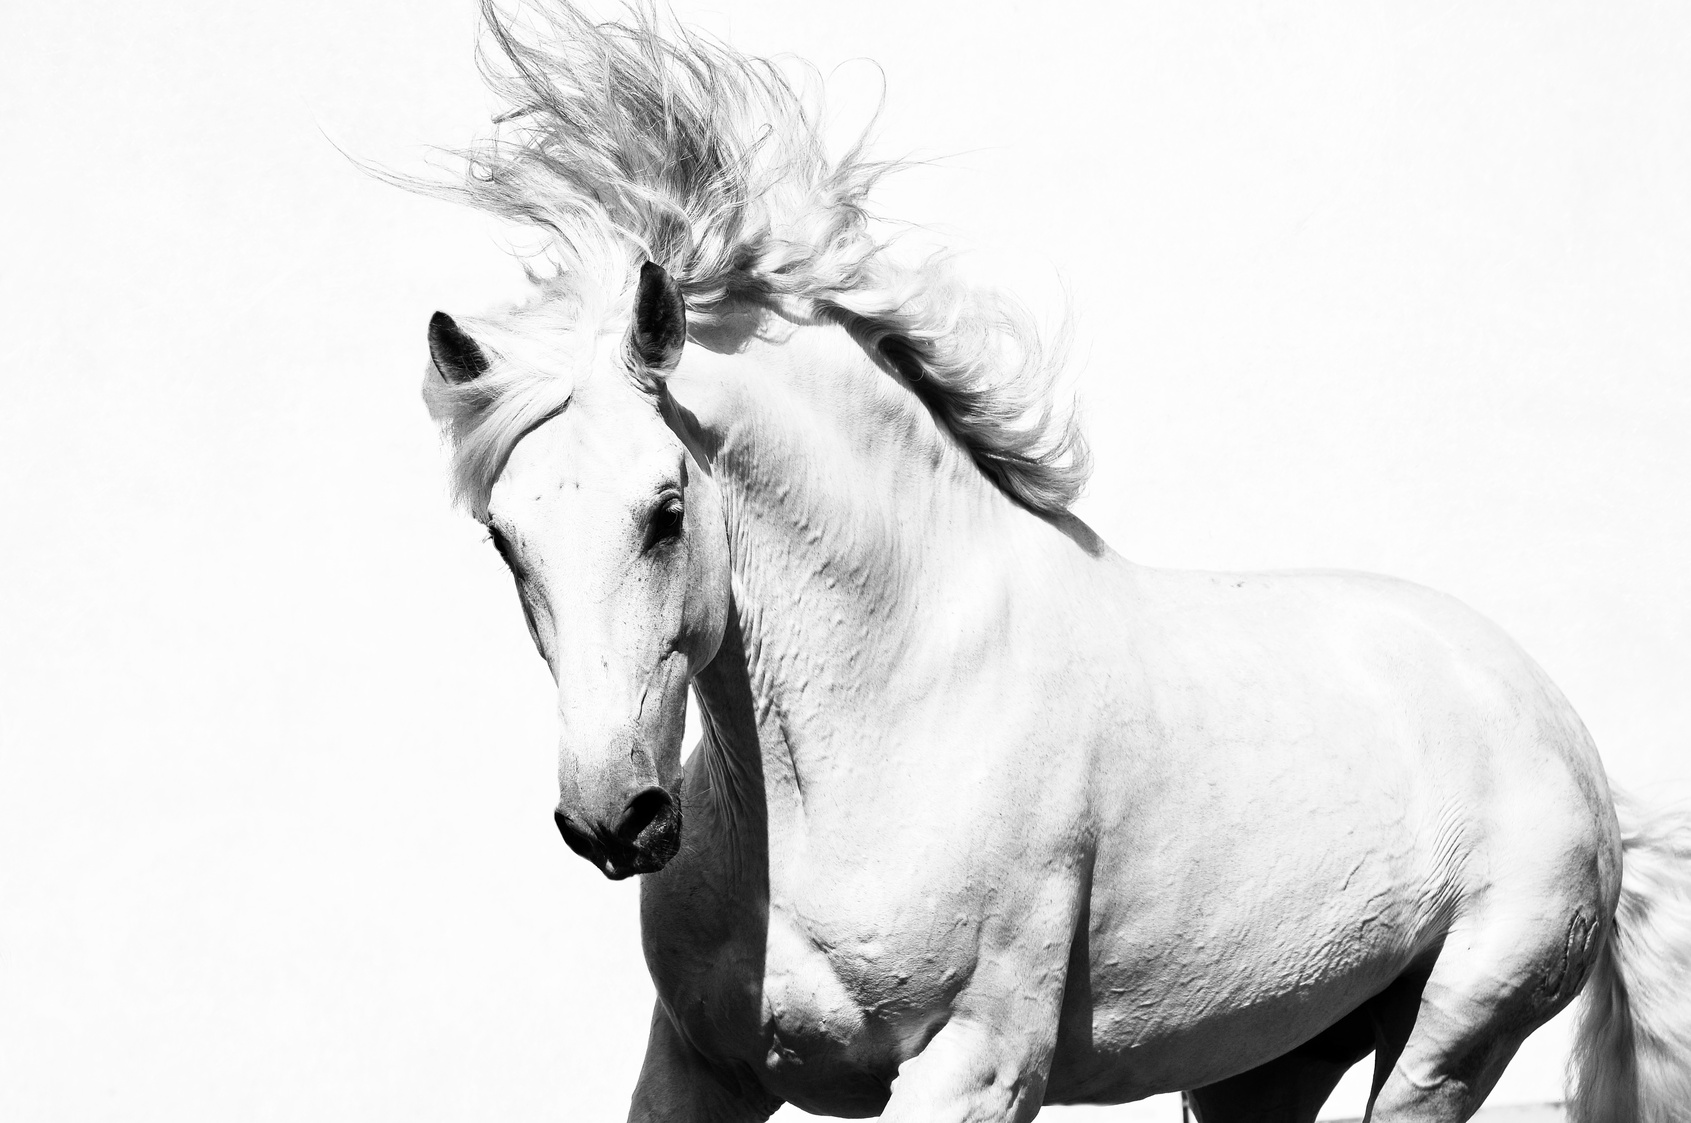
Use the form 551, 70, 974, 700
414, 0, 1091, 517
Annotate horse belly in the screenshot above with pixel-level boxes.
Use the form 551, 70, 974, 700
1048, 932, 1422, 1102
1045, 806, 1446, 1103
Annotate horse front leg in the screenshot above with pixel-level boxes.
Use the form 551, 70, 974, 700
879, 901, 1077, 1123
878, 1013, 1061, 1123
627, 1002, 781, 1123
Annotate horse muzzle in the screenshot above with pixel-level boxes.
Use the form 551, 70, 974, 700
553, 786, 682, 879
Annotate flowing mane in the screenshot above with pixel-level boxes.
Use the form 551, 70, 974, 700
410, 0, 1090, 518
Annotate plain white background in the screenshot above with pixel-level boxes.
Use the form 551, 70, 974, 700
3, 2, 1687, 1119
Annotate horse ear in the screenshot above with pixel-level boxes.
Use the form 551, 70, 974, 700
429, 311, 491, 385
629, 262, 686, 375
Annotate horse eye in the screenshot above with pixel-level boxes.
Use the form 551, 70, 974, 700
645, 496, 684, 550
487, 526, 517, 567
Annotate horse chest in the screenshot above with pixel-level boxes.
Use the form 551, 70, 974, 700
658, 893, 974, 1111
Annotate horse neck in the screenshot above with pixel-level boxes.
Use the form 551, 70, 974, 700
671, 305, 1039, 805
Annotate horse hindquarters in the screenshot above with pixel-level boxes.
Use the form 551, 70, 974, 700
1361, 792, 1690, 1123
1568, 796, 1691, 1123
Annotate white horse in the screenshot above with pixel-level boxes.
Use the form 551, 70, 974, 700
411, 5, 1691, 1121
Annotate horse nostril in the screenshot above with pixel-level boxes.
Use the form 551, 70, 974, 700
615, 787, 672, 844
554, 809, 597, 858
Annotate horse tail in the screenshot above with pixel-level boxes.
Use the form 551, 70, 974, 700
1568, 793, 1691, 1123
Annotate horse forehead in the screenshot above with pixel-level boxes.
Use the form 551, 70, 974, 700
496, 390, 678, 502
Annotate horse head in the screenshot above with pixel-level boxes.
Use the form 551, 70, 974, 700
427, 263, 729, 879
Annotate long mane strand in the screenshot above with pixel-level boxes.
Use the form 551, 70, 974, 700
411, 0, 1091, 515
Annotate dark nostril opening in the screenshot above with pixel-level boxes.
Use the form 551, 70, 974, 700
554, 809, 597, 858
615, 787, 672, 844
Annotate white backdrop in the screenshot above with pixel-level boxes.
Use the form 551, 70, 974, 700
3, 2, 1687, 1120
